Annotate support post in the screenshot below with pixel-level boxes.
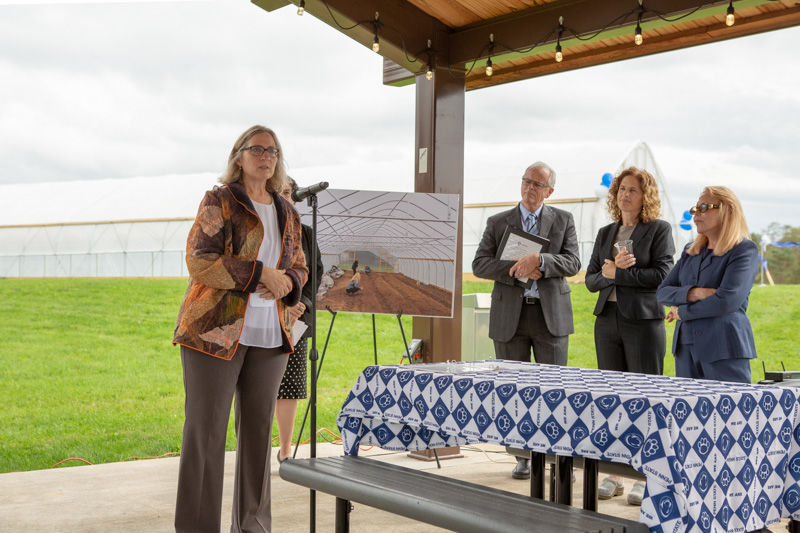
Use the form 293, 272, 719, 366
411, 64, 465, 365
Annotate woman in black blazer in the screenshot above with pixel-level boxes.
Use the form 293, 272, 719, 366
586, 166, 675, 374
585, 166, 675, 502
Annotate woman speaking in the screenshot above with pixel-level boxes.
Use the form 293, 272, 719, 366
173, 125, 308, 532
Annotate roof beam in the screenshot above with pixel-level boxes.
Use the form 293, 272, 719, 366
448, 0, 736, 66
252, 0, 452, 77
465, 4, 800, 90
254, 0, 800, 90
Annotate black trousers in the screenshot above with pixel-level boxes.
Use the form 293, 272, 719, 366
594, 302, 665, 375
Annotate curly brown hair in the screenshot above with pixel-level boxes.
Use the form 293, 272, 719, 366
606, 166, 661, 224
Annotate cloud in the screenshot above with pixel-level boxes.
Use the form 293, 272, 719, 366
1, 1, 799, 233
0, 1, 412, 182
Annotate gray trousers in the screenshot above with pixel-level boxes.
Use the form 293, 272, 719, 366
175, 344, 288, 533
496, 301, 568, 461
493, 300, 569, 366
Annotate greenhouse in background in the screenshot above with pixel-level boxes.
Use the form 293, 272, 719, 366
0, 142, 687, 278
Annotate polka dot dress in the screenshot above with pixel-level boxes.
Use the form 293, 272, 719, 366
277, 337, 308, 399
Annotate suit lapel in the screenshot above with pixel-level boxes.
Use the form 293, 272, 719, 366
629, 221, 648, 245
700, 248, 714, 273
506, 205, 524, 231
596, 223, 617, 260
537, 205, 554, 238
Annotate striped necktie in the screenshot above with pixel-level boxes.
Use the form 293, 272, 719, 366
526, 213, 537, 235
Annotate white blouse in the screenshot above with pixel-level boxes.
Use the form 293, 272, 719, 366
239, 200, 283, 349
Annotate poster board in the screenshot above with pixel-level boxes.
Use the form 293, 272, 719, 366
295, 189, 459, 318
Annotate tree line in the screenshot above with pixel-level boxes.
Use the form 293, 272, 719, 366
751, 223, 800, 284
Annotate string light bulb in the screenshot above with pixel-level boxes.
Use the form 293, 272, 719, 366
372, 12, 380, 53
424, 39, 433, 80
555, 16, 564, 63
726, 1, 735, 26
297, 0, 304, 16
635, 0, 644, 45
486, 34, 494, 77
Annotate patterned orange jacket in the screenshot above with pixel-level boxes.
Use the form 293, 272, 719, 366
173, 181, 309, 360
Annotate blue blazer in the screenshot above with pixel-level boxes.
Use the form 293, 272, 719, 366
656, 239, 759, 363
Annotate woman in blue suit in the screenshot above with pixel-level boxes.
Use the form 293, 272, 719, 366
656, 186, 759, 383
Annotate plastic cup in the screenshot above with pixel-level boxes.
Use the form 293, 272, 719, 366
614, 239, 633, 255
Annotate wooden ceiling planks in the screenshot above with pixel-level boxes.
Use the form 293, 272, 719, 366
252, 0, 800, 90
463, 3, 800, 90
408, 0, 557, 29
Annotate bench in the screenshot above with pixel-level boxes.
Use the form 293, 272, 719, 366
279, 455, 649, 533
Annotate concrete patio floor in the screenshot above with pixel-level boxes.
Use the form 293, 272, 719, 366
0, 442, 787, 532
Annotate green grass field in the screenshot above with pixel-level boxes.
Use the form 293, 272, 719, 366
1, 278, 798, 473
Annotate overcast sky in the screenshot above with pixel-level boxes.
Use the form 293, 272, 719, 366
2, 0, 799, 234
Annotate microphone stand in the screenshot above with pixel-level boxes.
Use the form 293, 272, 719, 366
305, 191, 319, 532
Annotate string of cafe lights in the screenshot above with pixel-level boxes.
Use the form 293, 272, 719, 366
293, 0, 766, 80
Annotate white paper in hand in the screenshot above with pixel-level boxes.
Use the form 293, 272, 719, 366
291, 319, 308, 346
249, 292, 275, 308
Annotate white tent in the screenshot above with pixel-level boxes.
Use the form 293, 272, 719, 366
0, 174, 215, 277
0, 142, 687, 278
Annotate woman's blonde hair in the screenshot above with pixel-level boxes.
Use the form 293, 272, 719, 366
606, 167, 661, 224
218, 125, 287, 193
687, 186, 749, 256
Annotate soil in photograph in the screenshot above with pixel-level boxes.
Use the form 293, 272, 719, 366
319, 271, 453, 317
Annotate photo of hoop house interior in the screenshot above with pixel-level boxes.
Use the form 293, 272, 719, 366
295, 189, 459, 317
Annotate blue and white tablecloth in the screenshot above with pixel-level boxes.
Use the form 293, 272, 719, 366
336, 361, 800, 533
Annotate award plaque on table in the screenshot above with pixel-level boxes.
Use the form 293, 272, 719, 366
496, 226, 550, 289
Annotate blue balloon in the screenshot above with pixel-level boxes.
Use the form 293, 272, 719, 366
679, 222, 692, 230
601, 173, 613, 188
682, 210, 692, 221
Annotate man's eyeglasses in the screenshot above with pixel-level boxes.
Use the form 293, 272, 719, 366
242, 146, 280, 158
522, 178, 550, 190
689, 203, 720, 215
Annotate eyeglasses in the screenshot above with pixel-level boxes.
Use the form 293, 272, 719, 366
241, 145, 280, 158
522, 178, 551, 190
689, 203, 720, 215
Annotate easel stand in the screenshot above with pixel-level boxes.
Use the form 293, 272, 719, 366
294, 305, 338, 461
394, 312, 446, 468
297, 274, 449, 531
297, 311, 409, 449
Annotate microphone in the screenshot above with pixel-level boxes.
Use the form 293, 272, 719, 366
292, 181, 329, 202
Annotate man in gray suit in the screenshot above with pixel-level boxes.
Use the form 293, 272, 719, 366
472, 161, 581, 478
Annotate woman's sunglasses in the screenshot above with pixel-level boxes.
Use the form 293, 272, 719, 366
689, 203, 720, 215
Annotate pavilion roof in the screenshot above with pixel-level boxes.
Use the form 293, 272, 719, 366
253, 0, 800, 90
